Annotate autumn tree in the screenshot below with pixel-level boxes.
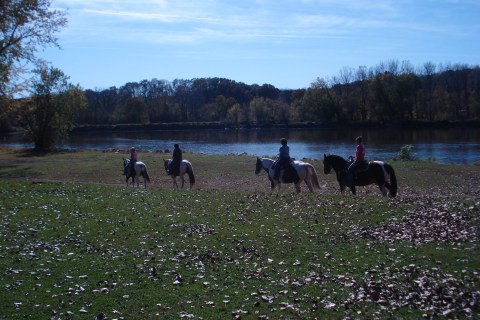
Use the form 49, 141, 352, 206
0, 0, 67, 96
19, 67, 85, 151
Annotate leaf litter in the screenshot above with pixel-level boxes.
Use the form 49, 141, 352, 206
0, 164, 479, 319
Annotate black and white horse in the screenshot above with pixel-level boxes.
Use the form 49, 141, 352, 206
323, 154, 397, 197
255, 157, 321, 193
123, 158, 151, 188
163, 159, 196, 190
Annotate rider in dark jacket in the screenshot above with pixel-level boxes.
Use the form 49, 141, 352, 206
167, 144, 182, 175
129, 147, 137, 175
274, 138, 290, 182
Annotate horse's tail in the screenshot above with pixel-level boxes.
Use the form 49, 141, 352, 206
306, 164, 321, 190
187, 163, 195, 187
384, 164, 397, 197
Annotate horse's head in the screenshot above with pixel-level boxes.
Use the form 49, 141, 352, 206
323, 154, 333, 174
123, 158, 130, 175
163, 159, 170, 171
255, 157, 264, 175
323, 154, 348, 174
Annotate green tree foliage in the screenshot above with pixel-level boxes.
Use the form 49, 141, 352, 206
111, 97, 149, 124
0, 95, 17, 131
393, 145, 415, 161
18, 67, 85, 151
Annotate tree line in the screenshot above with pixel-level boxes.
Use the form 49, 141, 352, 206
77, 60, 479, 127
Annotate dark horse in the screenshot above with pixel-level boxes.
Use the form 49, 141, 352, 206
323, 154, 397, 197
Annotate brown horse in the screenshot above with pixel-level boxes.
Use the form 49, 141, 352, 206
323, 154, 397, 197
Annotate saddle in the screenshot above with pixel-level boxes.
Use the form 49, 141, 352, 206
282, 164, 300, 183
129, 162, 136, 176
272, 159, 300, 183
357, 160, 369, 173
346, 159, 369, 175
273, 158, 294, 169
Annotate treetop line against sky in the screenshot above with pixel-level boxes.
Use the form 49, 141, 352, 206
40, 0, 480, 91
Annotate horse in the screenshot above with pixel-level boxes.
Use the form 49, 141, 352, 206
323, 154, 397, 197
255, 157, 321, 193
123, 158, 151, 188
163, 159, 195, 190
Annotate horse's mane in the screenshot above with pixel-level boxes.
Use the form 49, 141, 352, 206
325, 154, 346, 161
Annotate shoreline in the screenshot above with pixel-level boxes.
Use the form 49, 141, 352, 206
2, 120, 479, 135
70, 120, 480, 133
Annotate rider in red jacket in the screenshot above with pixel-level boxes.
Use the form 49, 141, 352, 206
346, 136, 365, 187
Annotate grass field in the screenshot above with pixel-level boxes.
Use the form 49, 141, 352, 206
0, 148, 479, 319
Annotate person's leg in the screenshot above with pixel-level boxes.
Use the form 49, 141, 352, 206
130, 162, 136, 176
345, 162, 357, 186
174, 161, 181, 175
273, 159, 282, 180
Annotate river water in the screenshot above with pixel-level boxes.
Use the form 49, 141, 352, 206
1, 127, 479, 165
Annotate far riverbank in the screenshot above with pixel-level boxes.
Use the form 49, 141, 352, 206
69, 120, 480, 133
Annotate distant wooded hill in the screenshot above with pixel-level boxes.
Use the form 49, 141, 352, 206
80, 61, 479, 126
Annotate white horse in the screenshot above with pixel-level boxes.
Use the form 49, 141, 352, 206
255, 157, 321, 193
163, 159, 196, 190
123, 158, 151, 188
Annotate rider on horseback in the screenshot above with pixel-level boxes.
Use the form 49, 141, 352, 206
129, 147, 137, 176
167, 144, 182, 175
273, 138, 291, 183
346, 136, 366, 187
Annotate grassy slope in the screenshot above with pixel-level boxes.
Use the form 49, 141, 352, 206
0, 148, 479, 319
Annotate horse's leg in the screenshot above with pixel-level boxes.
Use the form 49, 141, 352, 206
339, 182, 345, 194
305, 178, 313, 193
180, 175, 185, 189
172, 176, 178, 190
269, 176, 275, 191
379, 184, 388, 196
350, 185, 356, 195
295, 183, 301, 193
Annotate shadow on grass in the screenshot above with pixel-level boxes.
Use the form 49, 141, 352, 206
14, 148, 80, 158
0, 164, 41, 178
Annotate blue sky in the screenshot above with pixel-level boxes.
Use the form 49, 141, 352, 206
40, 0, 480, 90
